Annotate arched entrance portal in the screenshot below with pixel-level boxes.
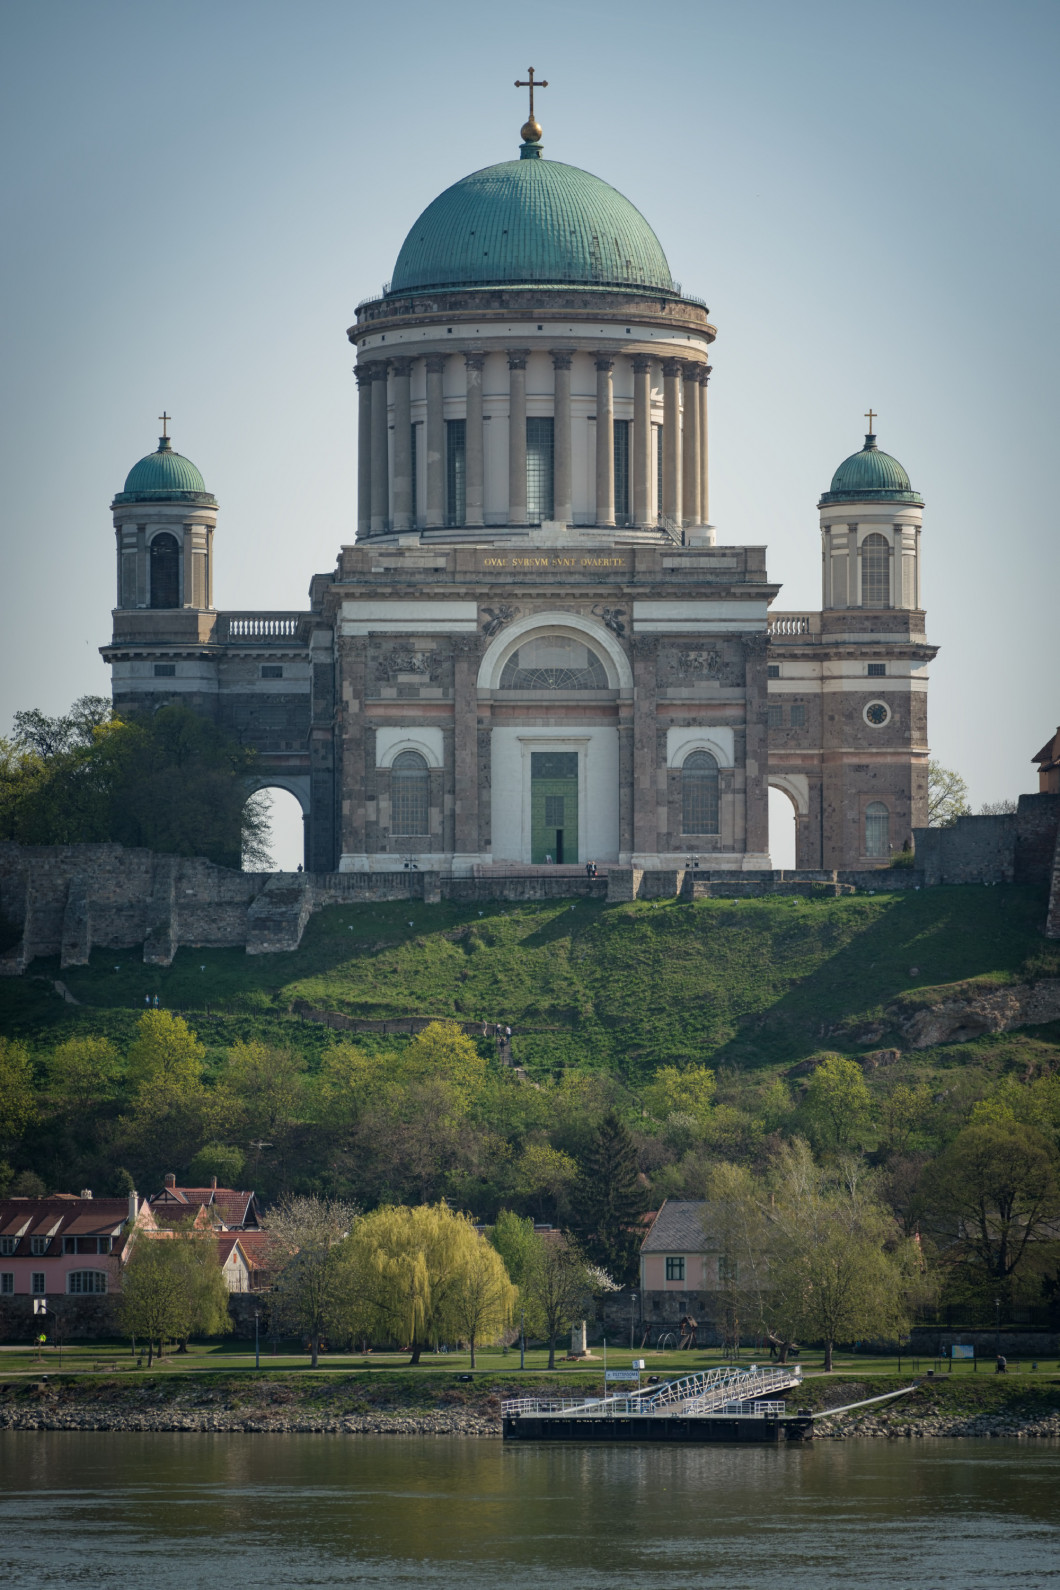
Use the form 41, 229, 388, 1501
767, 786, 799, 871
243, 783, 308, 872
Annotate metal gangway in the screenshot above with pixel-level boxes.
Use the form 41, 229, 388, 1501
502, 1363, 803, 1421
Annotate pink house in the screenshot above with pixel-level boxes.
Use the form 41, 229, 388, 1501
0, 1192, 156, 1303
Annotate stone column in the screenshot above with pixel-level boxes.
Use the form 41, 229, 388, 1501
464, 353, 485, 527
682, 363, 701, 528
355, 365, 373, 540
425, 355, 446, 529
507, 351, 529, 524
661, 358, 682, 527
452, 636, 481, 861
551, 351, 573, 525
632, 354, 653, 527
631, 636, 659, 860
699, 365, 711, 523
390, 358, 413, 534
594, 355, 616, 527
369, 362, 389, 536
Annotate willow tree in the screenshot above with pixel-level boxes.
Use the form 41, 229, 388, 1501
352, 1202, 512, 1364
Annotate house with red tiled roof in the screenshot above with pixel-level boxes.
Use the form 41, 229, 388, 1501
149, 1174, 262, 1232
0, 1191, 156, 1307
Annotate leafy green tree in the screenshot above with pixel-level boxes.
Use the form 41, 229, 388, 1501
46, 1035, 119, 1117
266, 1196, 360, 1367
520, 1231, 594, 1370
120, 1235, 193, 1365
0, 1038, 36, 1149
800, 1055, 872, 1154
187, 1143, 246, 1187
924, 1121, 1060, 1297
575, 1110, 648, 1283
125, 1011, 205, 1089
490, 1209, 539, 1288
399, 1022, 489, 1102
645, 1064, 717, 1128
222, 1041, 307, 1173
510, 1141, 578, 1223
449, 1234, 516, 1366
928, 760, 971, 827
352, 1202, 495, 1364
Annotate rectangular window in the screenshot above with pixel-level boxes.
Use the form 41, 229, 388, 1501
0, 1274, 11, 1295
31, 1273, 45, 1296
544, 795, 565, 826
67, 1271, 107, 1295
0, 1238, 16, 1257
30, 1237, 48, 1256
261, 665, 283, 679
767, 704, 784, 729
410, 422, 418, 523
526, 417, 554, 524
154, 663, 176, 678
613, 419, 630, 524
789, 704, 806, 727
445, 419, 466, 527
767, 665, 780, 679
665, 1256, 686, 1282
121, 551, 137, 607
63, 1237, 76, 1254
191, 550, 207, 609
868, 663, 886, 677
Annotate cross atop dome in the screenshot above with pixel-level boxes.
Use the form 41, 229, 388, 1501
515, 66, 548, 156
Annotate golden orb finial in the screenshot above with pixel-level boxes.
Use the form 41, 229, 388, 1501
521, 116, 543, 144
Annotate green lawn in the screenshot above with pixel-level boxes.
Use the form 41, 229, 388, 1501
2, 885, 1056, 1083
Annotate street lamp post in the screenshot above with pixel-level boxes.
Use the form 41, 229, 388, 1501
630, 1293, 638, 1354
254, 1309, 260, 1372
995, 1297, 1001, 1361
520, 1307, 525, 1372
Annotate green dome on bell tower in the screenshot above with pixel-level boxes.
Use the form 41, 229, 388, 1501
818, 431, 923, 506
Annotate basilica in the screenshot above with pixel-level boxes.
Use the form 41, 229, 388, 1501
102, 94, 936, 876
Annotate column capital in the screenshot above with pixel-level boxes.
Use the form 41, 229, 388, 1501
370, 360, 389, 379
425, 354, 448, 374
354, 364, 374, 388
683, 360, 707, 382
594, 353, 616, 372
507, 348, 531, 369
700, 364, 713, 385
631, 353, 653, 374
463, 350, 486, 370
661, 357, 684, 378
390, 356, 413, 378
550, 349, 574, 369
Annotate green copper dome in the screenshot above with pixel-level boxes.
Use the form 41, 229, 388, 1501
389, 155, 676, 296
113, 435, 215, 505
818, 434, 923, 506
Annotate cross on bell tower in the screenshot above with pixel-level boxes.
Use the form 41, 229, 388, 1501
515, 66, 548, 147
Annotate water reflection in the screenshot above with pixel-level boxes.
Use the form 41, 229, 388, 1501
2, 1434, 1059, 1588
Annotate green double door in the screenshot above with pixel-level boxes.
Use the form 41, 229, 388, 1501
530, 752, 578, 865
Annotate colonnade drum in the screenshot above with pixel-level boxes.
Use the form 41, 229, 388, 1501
355, 348, 713, 538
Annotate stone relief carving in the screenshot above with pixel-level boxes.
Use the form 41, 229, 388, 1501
677, 646, 721, 678
592, 604, 627, 637
481, 605, 517, 637
373, 647, 442, 683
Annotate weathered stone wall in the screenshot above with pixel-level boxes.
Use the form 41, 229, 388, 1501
913, 794, 1060, 888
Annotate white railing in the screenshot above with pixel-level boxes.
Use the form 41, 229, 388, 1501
767, 612, 820, 637
502, 1364, 802, 1420
219, 613, 307, 642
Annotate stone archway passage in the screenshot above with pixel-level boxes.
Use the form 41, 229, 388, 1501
245, 786, 306, 872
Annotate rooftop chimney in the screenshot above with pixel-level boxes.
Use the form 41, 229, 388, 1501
128, 1191, 139, 1223
164, 1173, 176, 1189
80, 1189, 92, 1199
210, 1177, 218, 1190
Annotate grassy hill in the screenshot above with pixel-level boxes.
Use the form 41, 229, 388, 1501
2, 884, 1058, 1087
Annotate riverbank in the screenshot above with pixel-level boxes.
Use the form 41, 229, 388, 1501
3, 1371, 1060, 1438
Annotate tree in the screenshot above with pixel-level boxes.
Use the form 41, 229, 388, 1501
765, 1141, 913, 1371
927, 760, 971, 827
703, 1162, 771, 1357
924, 1121, 1060, 1298
800, 1055, 872, 1155
575, 1110, 648, 1284
646, 1065, 717, 1129
0, 1038, 36, 1149
979, 799, 1017, 815
222, 1041, 307, 1180
490, 1209, 539, 1288
400, 1022, 489, 1102
46, 1035, 118, 1117
352, 1202, 487, 1364
125, 1011, 205, 1089
187, 1143, 246, 1187
450, 1234, 516, 1367
169, 1225, 233, 1350
521, 1231, 594, 1370
120, 1235, 193, 1365
511, 1142, 578, 1223
266, 1196, 360, 1367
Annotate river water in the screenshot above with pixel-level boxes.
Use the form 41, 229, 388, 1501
2, 1433, 1058, 1588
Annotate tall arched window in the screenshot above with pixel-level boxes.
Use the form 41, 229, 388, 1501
150, 532, 181, 608
682, 750, 720, 834
861, 533, 890, 608
391, 750, 430, 836
865, 801, 890, 857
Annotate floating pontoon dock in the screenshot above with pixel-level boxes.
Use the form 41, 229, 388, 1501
503, 1364, 812, 1443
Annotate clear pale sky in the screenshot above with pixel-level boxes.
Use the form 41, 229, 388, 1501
2, 0, 1056, 869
